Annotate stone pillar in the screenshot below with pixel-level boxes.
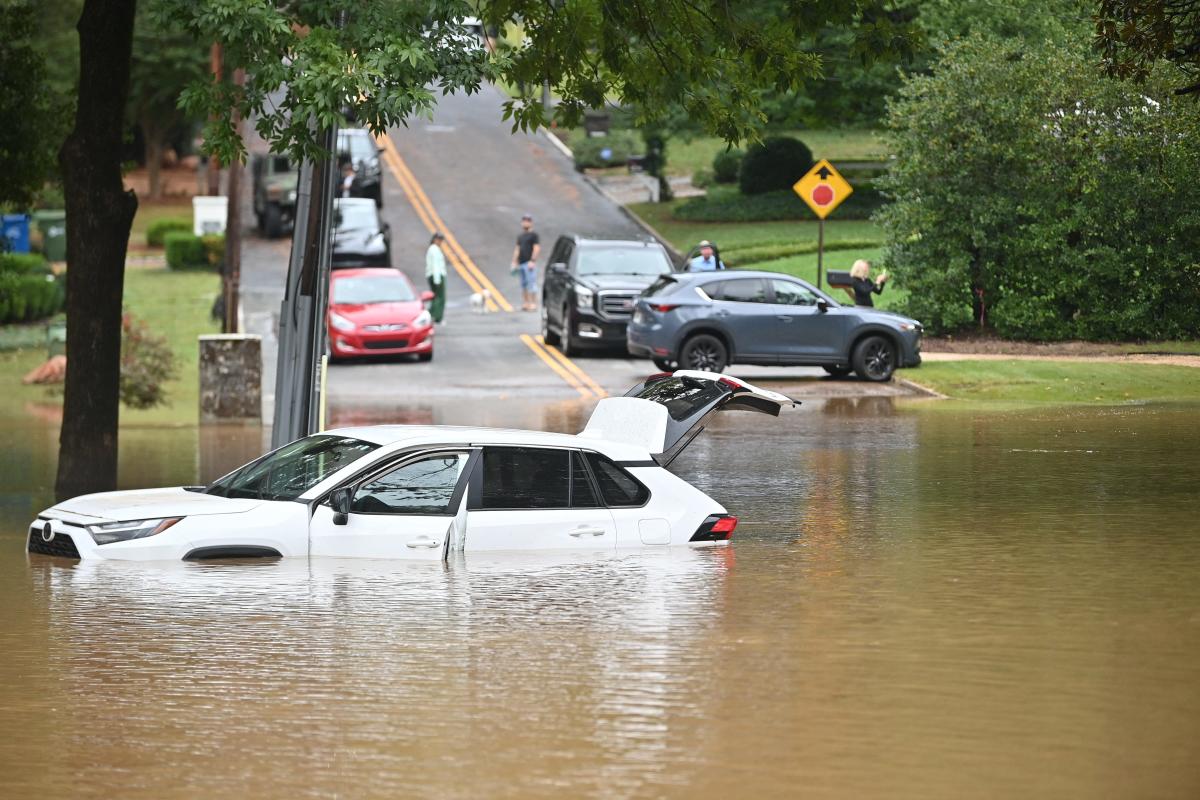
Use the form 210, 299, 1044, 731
199, 334, 262, 421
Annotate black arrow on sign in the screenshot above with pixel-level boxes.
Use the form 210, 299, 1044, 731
816, 165, 833, 180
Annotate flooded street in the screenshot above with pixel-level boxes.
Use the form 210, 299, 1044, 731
2, 399, 1199, 798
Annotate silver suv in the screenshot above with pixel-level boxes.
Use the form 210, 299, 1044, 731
626, 271, 922, 381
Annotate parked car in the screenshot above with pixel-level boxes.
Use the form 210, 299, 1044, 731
251, 153, 297, 238
26, 371, 794, 562
337, 128, 384, 207
327, 268, 434, 362
541, 235, 673, 355
332, 198, 391, 269
627, 271, 923, 381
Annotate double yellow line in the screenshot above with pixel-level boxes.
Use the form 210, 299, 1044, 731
374, 132, 511, 312
520, 335, 608, 399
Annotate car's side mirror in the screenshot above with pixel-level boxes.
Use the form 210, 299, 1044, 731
817, 299, 829, 313
420, 290, 435, 303
330, 487, 352, 526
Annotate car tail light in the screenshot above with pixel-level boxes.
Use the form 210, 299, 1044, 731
690, 514, 738, 542
648, 303, 679, 312
718, 377, 744, 390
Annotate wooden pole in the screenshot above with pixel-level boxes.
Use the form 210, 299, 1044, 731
222, 67, 245, 333
206, 42, 222, 196
817, 217, 824, 290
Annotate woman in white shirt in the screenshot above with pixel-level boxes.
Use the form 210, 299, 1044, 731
425, 232, 448, 323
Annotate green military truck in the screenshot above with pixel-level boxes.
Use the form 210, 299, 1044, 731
252, 153, 298, 238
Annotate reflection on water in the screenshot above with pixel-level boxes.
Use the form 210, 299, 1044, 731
2, 400, 1200, 798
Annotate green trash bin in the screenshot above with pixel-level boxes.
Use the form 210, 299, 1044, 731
33, 210, 67, 262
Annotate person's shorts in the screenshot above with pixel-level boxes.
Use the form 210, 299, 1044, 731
518, 262, 537, 291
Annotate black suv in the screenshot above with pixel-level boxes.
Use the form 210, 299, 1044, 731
541, 236, 673, 355
337, 129, 384, 207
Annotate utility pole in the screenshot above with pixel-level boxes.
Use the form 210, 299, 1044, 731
271, 122, 337, 448
222, 67, 245, 333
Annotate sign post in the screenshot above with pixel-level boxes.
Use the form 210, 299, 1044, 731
793, 159, 853, 289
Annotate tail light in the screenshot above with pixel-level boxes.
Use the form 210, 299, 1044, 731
690, 514, 738, 542
648, 303, 679, 312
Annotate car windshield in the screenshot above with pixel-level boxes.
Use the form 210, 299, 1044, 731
333, 275, 415, 305
338, 132, 377, 164
577, 247, 670, 277
335, 202, 377, 231
207, 435, 378, 501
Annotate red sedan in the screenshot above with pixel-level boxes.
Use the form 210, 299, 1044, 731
327, 268, 435, 361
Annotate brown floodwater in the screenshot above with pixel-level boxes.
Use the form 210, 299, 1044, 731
1, 398, 1199, 799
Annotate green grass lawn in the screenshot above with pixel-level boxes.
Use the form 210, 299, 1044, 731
630, 200, 882, 252
668, 129, 888, 177
909, 360, 1200, 405
0, 265, 220, 427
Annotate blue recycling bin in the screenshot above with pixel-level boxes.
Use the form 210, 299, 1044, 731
2, 214, 31, 254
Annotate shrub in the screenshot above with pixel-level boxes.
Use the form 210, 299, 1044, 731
0, 252, 51, 275
739, 136, 813, 195
120, 312, 177, 409
711, 148, 743, 183
146, 217, 192, 247
880, 35, 1200, 339
164, 231, 210, 270
0, 271, 63, 323
201, 234, 225, 271
572, 130, 641, 169
691, 168, 714, 189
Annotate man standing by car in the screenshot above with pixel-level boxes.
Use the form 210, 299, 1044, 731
688, 240, 725, 271
511, 213, 541, 311
426, 232, 448, 324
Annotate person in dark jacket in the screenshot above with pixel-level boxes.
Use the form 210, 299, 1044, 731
848, 259, 889, 307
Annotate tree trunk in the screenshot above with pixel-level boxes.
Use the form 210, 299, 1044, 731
55, 0, 138, 501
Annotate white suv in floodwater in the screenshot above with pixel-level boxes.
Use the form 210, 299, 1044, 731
27, 372, 794, 562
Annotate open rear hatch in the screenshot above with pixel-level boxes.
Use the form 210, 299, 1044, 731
579, 370, 797, 465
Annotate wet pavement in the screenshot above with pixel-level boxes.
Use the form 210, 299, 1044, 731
3, 400, 1200, 798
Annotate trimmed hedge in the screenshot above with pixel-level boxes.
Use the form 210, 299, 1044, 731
165, 231, 222, 270
573, 130, 641, 169
0, 272, 63, 323
0, 252, 52, 276
146, 217, 192, 247
739, 137, 813, 195
675, 185, 887, 223
711, 149, 743, 183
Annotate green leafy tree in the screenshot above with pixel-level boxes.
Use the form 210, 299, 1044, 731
54, 0, 911, 498
1097, 0, 1200, 95
0, 2, 61, 208
878, 34, 1200, 339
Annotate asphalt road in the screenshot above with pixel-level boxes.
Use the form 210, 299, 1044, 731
240, 85, 915, 429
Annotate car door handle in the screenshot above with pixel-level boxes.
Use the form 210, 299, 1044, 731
406, 537, 441, 548
776, 315, 793, 322
568, 526, 606, 537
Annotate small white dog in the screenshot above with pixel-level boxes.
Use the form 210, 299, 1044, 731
469, 289, 492, 313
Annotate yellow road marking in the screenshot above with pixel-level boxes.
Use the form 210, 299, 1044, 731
374, 139, 490, 301
375, 132, 513, 312
535, 335, 609, 398
520, 334, 595, 399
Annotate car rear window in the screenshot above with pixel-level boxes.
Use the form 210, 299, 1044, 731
584, 453, 650, 507
631, 376, 725, 421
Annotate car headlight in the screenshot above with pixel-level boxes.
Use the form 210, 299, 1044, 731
899, 322, 921, 332
330, 311, 356, 332
88, 517, 182, 546
575, 286, 594, 310
414, 310, 432, 328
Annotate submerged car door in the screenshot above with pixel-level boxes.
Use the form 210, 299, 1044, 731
579, 370, 796, 466
463, 446, 617, 551
309, 449, 476, 559
767, 278, 846, 362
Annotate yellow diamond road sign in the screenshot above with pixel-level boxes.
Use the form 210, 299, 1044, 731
793, 159, 853, 220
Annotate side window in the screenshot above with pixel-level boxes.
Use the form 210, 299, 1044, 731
560, 240, 575, 268
715, 278, 768, 304
584, 453, 650, 507
352, 453, 465, 515
549, 238, 567, 265
771, 279, 818, 306
480, 447, 570, 509
570, 451, 600, 508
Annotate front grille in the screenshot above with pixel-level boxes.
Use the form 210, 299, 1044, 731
27, 526, 81, 558
363, 338, 409, 350
597, 291, 639, 321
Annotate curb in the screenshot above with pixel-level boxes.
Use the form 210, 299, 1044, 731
896, 376, 948, 399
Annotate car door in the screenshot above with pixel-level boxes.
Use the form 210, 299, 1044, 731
767, 278, 846, 362
309, 450, 476, 559
463, 446, 617, 551
707, 278, 777, 362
